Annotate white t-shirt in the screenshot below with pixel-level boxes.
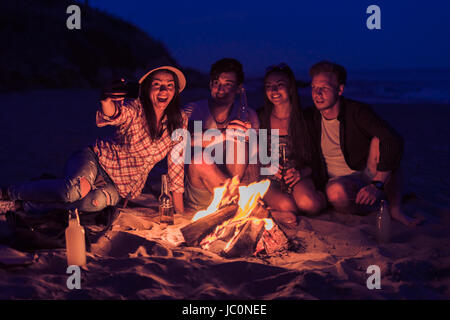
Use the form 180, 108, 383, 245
321, 117, 356, 178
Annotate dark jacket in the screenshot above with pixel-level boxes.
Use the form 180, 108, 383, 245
305, 97, 404, 190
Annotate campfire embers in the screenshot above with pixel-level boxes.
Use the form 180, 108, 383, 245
181, 177, 288, 257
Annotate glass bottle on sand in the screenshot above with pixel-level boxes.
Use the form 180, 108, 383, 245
238, 87, 250, 122
376, 200, 391, 244
159, 174, 174, 225
279, 143, 288, 193
65, 209, 86, 266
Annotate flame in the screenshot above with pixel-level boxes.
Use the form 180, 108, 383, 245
235, 179, 270, 220
192, 185, 227, 222
193, 178, 274, 252
192, 179, 270, 223
263, 218, 274, 231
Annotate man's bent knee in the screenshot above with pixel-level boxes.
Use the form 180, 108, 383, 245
277, 196, 298, 213
188, 161, 214, 178
326, 181, 351, 210
296, 194, 324, 215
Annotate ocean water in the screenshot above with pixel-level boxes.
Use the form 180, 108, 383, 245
344, 69, 450, 104
246, 68, 450, 106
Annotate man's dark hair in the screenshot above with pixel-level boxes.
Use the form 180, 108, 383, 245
309, 61, 347, 85
210, 58, 244, 85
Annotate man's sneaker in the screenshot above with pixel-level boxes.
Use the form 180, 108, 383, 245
0, 200, 17, 214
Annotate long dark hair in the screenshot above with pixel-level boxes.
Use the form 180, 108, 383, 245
139, 69, 183, 140
259, 64, 312, 168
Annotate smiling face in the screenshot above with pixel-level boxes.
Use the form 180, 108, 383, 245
209, 72, 241, 106
311, 72, 344, 112
149, 71, 176, 111
265, 71, 291, 107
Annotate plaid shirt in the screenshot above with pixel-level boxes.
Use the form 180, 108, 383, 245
92, 99, 187, 199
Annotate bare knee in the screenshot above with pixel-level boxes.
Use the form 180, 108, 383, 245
78, 189, 110, 212
188, 162, 207, 187
276, 196, 298, 213
188, 161, 228, 191
326, 181, 350, 210
79, 177, 91, 198
189, 161, 216, 178
295, 193, 325, 215
63, 176, 92, 203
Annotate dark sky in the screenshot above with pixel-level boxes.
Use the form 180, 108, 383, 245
89, 0, 450, 77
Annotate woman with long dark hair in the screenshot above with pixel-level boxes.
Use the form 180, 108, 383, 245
259, 64, 326, 224
0, 66, 187, 215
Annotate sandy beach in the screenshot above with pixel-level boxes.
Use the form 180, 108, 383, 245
0, 89, 449, 299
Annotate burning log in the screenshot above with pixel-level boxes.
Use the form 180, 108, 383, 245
202, 200, 272, 257
248, 199, 270, 219
181, 204, 238, 246
255, 224, 289, 255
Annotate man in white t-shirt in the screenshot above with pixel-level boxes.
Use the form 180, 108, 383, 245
183, 58, 260, 211
306, 61, 422, 226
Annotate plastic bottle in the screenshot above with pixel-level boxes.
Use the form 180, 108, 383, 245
376, 200, 391, 244
65, 209, 87, 266
159, 174, 174, 225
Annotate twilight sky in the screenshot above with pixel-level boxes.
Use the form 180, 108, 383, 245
89, 0, 450, 76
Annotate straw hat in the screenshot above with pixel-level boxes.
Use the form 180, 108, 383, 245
138, 66, 186, 92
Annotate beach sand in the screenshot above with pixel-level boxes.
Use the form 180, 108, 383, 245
0, 89, 449, 299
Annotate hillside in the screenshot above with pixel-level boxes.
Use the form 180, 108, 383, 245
0, 0, 208, 91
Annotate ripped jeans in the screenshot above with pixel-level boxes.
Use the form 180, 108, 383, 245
8, 147, 120, 214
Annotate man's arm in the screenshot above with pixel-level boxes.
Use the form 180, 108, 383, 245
372, 170, 391, 184
355, 103, 404, 172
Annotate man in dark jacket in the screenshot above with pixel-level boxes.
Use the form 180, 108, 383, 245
305, 61, 421, 226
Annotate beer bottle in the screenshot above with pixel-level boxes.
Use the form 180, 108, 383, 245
376, 200, 391, 244
159, 174, 174, 225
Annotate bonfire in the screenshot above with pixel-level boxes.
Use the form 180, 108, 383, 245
181, 177, 289, 258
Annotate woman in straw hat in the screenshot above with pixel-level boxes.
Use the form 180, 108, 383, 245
1, 66, 188, 215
